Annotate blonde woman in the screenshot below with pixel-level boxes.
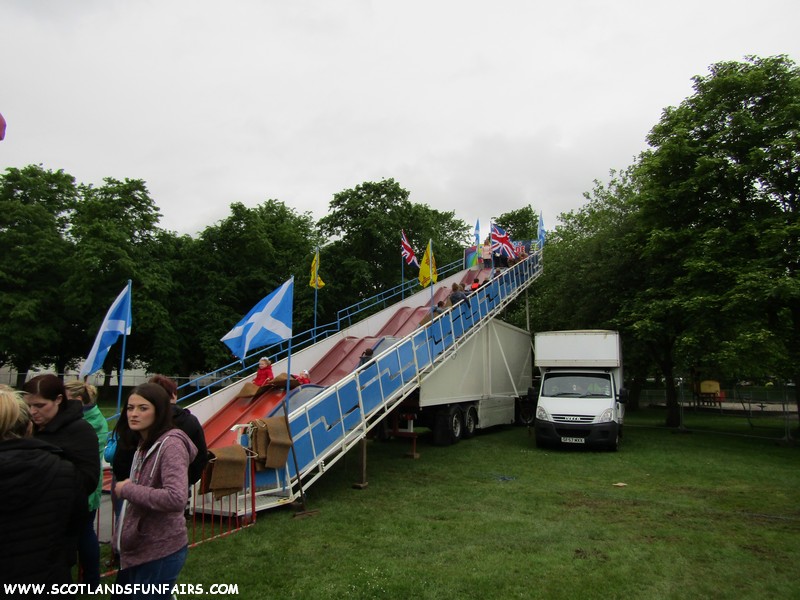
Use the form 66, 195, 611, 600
0, 389, 85, 588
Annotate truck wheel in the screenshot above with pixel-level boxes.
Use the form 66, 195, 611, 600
608, 431, 620, 452
462, 406, 477, 439
516, 400, 536, 426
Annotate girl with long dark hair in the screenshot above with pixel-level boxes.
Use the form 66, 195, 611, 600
114, 383, 197, 599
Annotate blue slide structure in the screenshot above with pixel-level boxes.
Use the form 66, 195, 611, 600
190, 253, 542, 513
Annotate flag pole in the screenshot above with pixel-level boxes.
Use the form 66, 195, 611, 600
282, 277, 314, 516
429, 239, 434, 307
401, 240, 405, 300
116, 279, 132, 416
313, 247, 319, 341
490, 221, 495, 273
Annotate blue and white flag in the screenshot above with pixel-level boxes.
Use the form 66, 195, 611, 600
537, 211, 546, 248
474, 219, 480, 247
221, 278, 294, 360
79, 283, 132, 378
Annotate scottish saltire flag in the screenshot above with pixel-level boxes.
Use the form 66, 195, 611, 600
491, 224, 517, 258
309, 249, 325, 289
221, 278, 294, 360
79, 283, 132, 378
537, 211, 546, 248
401, 230, 419, 267
474, 219, 480, 247
418, 240, 438, 288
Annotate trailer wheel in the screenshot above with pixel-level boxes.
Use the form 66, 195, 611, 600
433, 406, 463, 446
372, 419, 391, 442
462, 406, 478, 439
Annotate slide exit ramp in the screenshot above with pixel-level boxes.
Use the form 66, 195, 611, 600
238, 253, 543, 513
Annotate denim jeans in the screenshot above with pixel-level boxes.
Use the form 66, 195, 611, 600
121, 545, 188, 600
78, 510, 100, 586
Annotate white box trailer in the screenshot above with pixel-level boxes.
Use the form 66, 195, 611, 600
402, 319, 533, 445
533, 330, 626, 450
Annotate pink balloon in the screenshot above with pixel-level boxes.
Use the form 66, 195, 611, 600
0, 112, 5, 140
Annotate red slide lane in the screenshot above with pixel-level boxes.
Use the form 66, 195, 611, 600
377, 306, 431, 338
312, 336, 379, 386
203, 389, 286, 450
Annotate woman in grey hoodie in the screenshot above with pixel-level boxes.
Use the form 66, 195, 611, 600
114, 383, 197, 599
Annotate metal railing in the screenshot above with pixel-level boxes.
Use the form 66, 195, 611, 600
175, 258, 465, 405
335, 258, 464, 329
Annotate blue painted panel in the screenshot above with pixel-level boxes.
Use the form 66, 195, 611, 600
342, 406, 362, 431
254, 469, 283, 490
463, 303, 476, 333
380, 370, 401, 398
337, 380, 361, 416
335, 383, 362, 431
360, 362, 379, 383
440, 315, 454, 350
378, 354, 402, 397
484, 284, 497, 311
378, 352, 400, 378
413, 331, 431, 370
489, 281, 501, 307
427, 320, 445, 357
397, 339, 417, 384
311, 421, 344, 455
289, 429, 316, 475
360, 376, 383, 414
452, 307, 465, 338
307, 392, 343, 433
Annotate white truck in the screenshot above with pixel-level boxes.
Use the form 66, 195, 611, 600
532, 330, 626, 451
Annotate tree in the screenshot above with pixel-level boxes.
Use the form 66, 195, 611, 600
0, 165, 78, 386
494, 205, 538, 241
318, 178, 468, 322
629, 55, 800, 424
68, 177, 168, 386
187, 200, 317, 369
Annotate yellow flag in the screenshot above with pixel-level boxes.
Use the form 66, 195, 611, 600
310, 249, 325, 289
418, 239, 438, 288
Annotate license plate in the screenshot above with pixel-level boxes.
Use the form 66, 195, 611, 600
561, 437, 585, 444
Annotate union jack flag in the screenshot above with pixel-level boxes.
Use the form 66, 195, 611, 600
491, 224, 517, 258
401, 230, 419, 267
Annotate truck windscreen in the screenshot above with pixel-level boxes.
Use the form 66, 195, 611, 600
542, 373, 612, 397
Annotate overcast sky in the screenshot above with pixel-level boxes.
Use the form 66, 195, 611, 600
2, 1, 798, 240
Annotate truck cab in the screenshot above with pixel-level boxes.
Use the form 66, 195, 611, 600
532, 330, 626, 451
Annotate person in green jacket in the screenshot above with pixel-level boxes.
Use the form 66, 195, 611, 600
65, 380, 108, 588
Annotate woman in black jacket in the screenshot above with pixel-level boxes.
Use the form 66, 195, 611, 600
0, 389, 85, 591
23, 374, 101, 499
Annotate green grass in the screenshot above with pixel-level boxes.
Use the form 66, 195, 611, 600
159, 409, 800, 600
